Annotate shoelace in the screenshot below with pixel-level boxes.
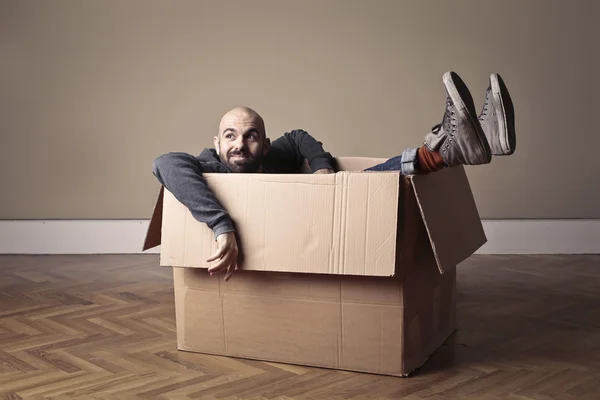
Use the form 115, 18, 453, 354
479, 89, 490, 122
442, 96, 456, 153
478, 88, 497, 125
431, 96, 455, 135
427, 96, 457, 156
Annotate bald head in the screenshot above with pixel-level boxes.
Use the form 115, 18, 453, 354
218, 107, 266, 139
213, 106, 270, 173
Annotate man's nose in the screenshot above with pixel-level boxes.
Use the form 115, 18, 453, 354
234, 136, 247, 149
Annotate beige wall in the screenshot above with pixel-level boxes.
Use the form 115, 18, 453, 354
1, 0, 598, 219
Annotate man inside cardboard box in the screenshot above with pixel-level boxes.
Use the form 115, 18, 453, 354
152, 71, 516, 281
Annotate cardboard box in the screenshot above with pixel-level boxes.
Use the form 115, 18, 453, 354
144, 157, 486, 377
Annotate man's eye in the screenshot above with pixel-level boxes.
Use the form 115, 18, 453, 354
225, 134, 234, 139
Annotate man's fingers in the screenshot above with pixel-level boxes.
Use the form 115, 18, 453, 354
208, 250, 237, 274
207, 252, 228, 273
213, 261, 233, 277
207, 246, 225, 263
208, 258, 230, 274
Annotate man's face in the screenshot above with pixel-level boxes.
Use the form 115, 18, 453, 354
214, 109, 270, 173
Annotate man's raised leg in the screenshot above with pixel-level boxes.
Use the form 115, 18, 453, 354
366, 71, 495, 174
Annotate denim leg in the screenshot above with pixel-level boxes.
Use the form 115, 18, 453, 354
364, 148, 419, 174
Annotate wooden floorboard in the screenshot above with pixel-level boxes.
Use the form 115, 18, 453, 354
0, 254, 599, 399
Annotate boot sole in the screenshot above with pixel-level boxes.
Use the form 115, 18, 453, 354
442, 72, 492, 164
490, 73, 516, 155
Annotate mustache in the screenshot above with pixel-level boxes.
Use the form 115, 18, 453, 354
229, 150, 250, 157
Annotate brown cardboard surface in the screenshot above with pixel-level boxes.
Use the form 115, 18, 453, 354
151, 156, 483, 377
172, 234, 456, 377
146, 159, 486, 277
174, 268, 409, 376
161, 171, 401, 276
400, 208, 457, 373
172, 190, 454, 377
142, 157, 387, 252
410, 165, 487, 274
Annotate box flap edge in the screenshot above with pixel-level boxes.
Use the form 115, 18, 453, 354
143, 185, 165, 251
409, 167, 488, 274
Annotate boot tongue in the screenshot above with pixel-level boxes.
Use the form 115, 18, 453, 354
423, 123, 446, 152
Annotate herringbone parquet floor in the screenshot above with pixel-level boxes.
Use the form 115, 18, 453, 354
1, 254, 599, 399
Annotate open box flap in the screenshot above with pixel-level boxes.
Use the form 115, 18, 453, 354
160, 171, 401, 277
409, 165, 487, 274
142, 185, 164, 251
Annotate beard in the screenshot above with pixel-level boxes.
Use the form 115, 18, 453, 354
220, 149, 263, 173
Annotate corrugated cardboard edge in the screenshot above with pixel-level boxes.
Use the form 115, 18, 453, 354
409, 166, 488, 274
142, 185, 164, 251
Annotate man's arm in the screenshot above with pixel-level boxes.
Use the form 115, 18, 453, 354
153, 152, 239, 280
267, 129, 335, 173
152, 152, 235, 239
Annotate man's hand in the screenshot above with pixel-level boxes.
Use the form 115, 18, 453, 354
314, 168, 334, 174
207, 232, 239, 281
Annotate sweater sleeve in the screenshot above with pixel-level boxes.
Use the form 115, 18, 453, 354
152, 152, 234, 239
275, 129, 335, 172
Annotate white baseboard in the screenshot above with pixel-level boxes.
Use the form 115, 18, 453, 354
0, 220, 160, 255
476, 220, 600, 254
0, 220, 598, 255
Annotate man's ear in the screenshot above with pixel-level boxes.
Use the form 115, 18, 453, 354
213, 136, 220, 155
262, 138, 271, 156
